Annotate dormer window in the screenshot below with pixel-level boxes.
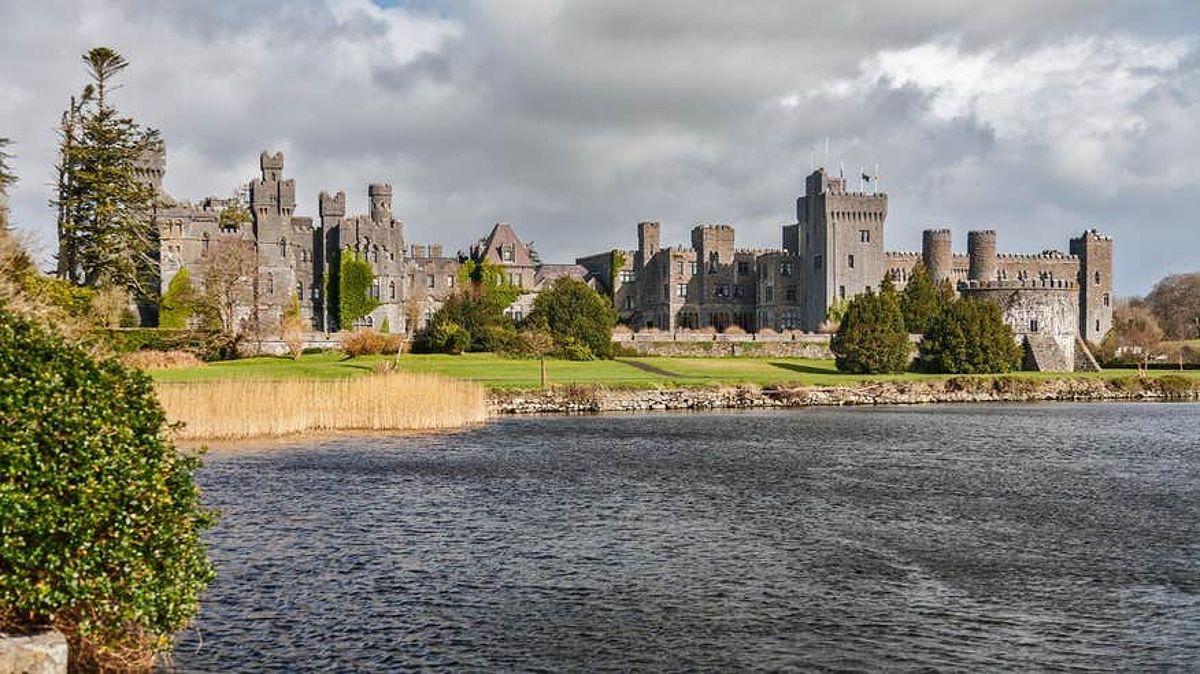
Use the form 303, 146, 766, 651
501, 245, 514, 262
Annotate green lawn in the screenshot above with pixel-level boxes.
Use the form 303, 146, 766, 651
149, 351, 1200, 390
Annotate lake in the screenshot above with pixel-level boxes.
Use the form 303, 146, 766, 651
170, 404, 1200, 672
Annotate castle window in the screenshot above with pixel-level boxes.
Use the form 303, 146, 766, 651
301, 249, 309, 262
372, 247, 379, 263
1103, 293, 1110, 307
690, 261, 699, 275
202, 233, 209, 253
859, 230, 870, 243
279, 238, 287, 257
779, 261, 792, 276
426, 274, 436, 288
619, 270, 636, 283
839, 285, 845, 299
389, 281, 396, 300
1094, 271, 1101, 284
709, 252, 719, 274
267, 273, 275, 295
1030, 319, 1039, 332
676, 261, 685, 276
501, 245, 514, 262
447, 275, 455, 288
714, 284, 729, 298
785, 285, 797, 302
369, 283, 380, 300
406, 274, 414, 288
734, 285, 745, 298
677, 283, 688, 298
297, 283, 304, 299
625, 295, 634, 310
848, 254, 855, 269
764, 286, 773, 302
814, 255, 823, 270
311, 287, 319, 300
1096, 319, 1101, 332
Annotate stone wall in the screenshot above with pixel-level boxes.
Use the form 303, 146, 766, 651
0, 629, 68, 674
613, 331, 835, 358
490, 377, 1200, 415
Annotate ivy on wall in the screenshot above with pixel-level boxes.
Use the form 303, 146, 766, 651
338, 251, 379, 329
608, 249, 628, 305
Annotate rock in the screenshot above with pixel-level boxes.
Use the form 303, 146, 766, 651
0, 628, 68, 674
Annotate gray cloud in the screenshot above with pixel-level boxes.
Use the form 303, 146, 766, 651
0, 0, 1195, 293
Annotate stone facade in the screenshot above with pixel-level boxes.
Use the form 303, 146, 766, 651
588, 167, 1114, 367
140, 144, 593, 335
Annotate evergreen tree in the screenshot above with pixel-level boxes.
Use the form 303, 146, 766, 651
899, 262, 945, 334
527, 277, 619, 359
919, 298, 1021, 373
830, 287, 910, 374
159, 267, 197, 329
54, 47, 160, 300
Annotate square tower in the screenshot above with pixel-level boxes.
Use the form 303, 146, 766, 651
797, 168, 887, 330
1070, 229, 1114, 343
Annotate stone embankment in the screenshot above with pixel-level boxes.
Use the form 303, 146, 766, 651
0, 628, 68, 674
489, 377, 1200, 414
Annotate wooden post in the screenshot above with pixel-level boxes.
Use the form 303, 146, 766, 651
540, 355, 547, 389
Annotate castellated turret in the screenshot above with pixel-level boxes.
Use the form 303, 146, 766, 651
922, 229, 953, 283
968, 230, 998, 282
260, 151, 284, 182
636, 221, 660, 270
318, 190, 346, 219
368, 183, 393, 224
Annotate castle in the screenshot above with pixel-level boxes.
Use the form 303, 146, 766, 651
143, 146, 591, 335
139, 144, 1112, 371
576, 168, 1112, 370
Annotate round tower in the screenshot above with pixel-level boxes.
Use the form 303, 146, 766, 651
967, 230, 998, 282
921, 229, 953, 283
368, 183, 393, 223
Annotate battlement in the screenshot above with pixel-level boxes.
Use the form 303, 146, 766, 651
260, 151, 284, 171
924, 229, 952, 238
885, 251, 922, 258
318, 190, 346, 218
368, 183, 393, 197
959, 279, 1077, 291
995, 252, 1078, 261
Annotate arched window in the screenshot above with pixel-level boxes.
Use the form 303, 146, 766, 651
279, 238, 287, 257
372, 246, 379, 263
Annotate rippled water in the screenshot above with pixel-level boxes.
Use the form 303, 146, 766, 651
170, 404, 1200, 672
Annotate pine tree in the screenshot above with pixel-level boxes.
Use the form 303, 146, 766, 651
54, 47, 160, 301
900, 262, 944, 334
159, 267, 197, 329
830, 287, 910, 374
919, 298, 1021, 373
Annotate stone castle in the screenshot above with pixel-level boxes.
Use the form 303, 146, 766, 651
576, 168, 1112, 370
139, 145, 1113, 370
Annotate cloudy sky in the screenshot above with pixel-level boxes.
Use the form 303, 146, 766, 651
1, 1, 1196, 294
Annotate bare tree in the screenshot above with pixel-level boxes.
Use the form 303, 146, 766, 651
1111, 302, 1165, 375
200, 238, 259, 334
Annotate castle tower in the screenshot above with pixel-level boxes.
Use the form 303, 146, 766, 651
797, 167, 888, 330
368, 183, 393, 224
636, 221, 660, 270
967, 230, 998, 282
922, 229, 953, 283
133, 141, 166, 194
1070, 229, 1114, 343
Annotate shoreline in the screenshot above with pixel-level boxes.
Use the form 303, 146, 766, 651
488, 377, 1200, 415
166, 375, 1200, 443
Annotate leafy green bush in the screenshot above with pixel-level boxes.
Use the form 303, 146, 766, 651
528, 277, 618, 358
1157, 375, 1197, 397
919, 298, 1021, 374
0, 302, 215, 669
830, 287, 910, 374
558, 335, 595, 361
338, 252, 380, 329
428, 320, 471, 354
159, 267, 197, 329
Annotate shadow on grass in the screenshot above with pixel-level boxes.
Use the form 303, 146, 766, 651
616, 358, 698, 379
768, 361, 837, 376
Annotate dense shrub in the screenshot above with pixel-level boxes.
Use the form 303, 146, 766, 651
0, 303, 215, 669
899, 262, 954, 334
340, 329, 404, 357
558, 335, 595, 361
94, 328, 239, 361
528, 277, 618, 358
919, 299, 1021, 374
427, 320, 471, 354
159, 267, 197, 329
830, 288, 910, 374
121, 349, 205, 370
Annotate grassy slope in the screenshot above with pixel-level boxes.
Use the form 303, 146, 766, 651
150, 351, 1200, 390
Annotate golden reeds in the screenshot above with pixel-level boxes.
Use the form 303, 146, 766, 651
155, 372, 488, 441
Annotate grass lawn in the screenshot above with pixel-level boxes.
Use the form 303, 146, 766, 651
150, 351, 1200, 390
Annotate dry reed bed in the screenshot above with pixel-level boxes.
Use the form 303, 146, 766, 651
156, 372, 488, 440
